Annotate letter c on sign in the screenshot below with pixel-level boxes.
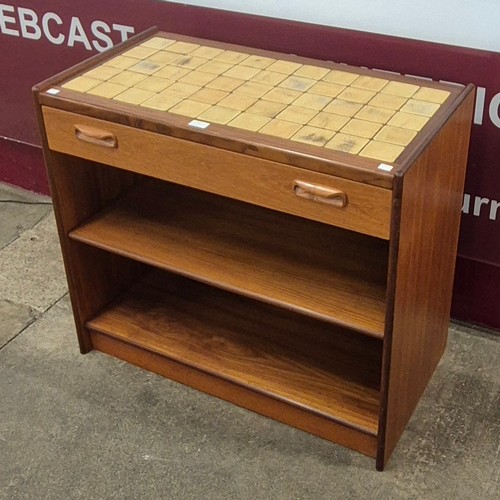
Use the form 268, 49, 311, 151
42, 12, 64, 45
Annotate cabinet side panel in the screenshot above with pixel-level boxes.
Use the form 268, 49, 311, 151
378, 89, 474, 469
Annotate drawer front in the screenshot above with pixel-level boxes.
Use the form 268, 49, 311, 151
42, 106, 392, 239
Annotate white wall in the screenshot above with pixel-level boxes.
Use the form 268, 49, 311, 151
164, 0, 500, 53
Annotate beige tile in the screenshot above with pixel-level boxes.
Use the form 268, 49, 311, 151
252, 70, 288, 86
246, 100, 287, 118
62, 76, 100, 92
262, 87, 301, 104
325, 133, 369, 154
198, 106, 240, 124
179, 71, 217, 86
206, 76, 244, 92
413, 87, 450, 104
322, 70, 359, 85
259, 119, 302, 138
381, 81, 419, 97
172, 55, 208, 70
308, 81, 345, 98
167, 41, 200, 54
113, 88, 155, 104
308, 112, 349, 131
217, 93, 258, 111
87, 82, 129, 98
141, 93, 182, 111
162, 82, 200, 99
240, 55, 275, 69
197, 60, 234, 75
104, 55, 139, 70
232, 81, 273, 98
168, 99, 212, 118
108, 71, 148, 87
291, 126, 335, 146
123, 46, 158, 59
359, 140, 404, 162
324, 99, 363, 117
375, 125, 417, 146
267, 60, 302, 74
293, 93, 332, 110
214, 50, 249, 64
294, 65, 330, 80
341, 118, 382, 138
279, 76, 316, 92
337, 87, 376, 104
228, 113, 271, 132
135, 76, 173, 92
149, 51, 181, 65
190, 87, 228, 104
141, 37, 176, 50
276, 105, 318, 124
388, 111, 429, 131
154, 65, 191, 81
355, 105, 395, 124
368, 93, 407, 110
401, 99, 440, 117
83, 65, 122, 81
351, 75, 388, 91
128, 60, 164, 75
190, 46, 225, 59
223, 65, 261, 80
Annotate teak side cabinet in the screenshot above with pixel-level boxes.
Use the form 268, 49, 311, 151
34, 28, 474, 469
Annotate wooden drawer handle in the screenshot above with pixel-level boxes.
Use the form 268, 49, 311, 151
75, 124, 118, 149
294, 180, 347, 207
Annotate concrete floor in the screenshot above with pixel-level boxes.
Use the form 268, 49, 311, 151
0, 182, 498, 500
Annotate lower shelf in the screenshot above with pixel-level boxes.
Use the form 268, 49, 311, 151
86, 270, 382, 449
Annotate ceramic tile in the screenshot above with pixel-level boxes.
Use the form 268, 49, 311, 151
267, 60, 302, 74
113, 88, 155, 105
381, 81, 419, 98
308, 81, 345, 98
232, 81, 273, 98
293, 93, 332, 110
205, 76, 244, 92
294, 65, 330, 80
279, 76, 316, 92
62, 76, 101, 92
351, 75, 388, 91
217, 93, 258, 111
148, 51, 182, 65
154, 66, 192, 81
322, 70, 359, 85
262, 87, 301, 104
388, 112, 429, 131
103, 55, 138, 70
198, 106, 241, 124
337, 87, 376, 104
87, 82, 129, 98
375, 125, 417, 146
142, 93, 182, 111
240, 55, 275, 69
340, 118, 382, 139
291, 126, 335, 146
179, 71, 217, 86
134, 76, 173, 92
245, 100, 287, 118
355, 105, 395, 124
123, 46, 158, 59
171, 55, 208, 70
259, 119, 302, 138
323, 99, 363, 117
359, 140, 404, 162
223, 65, 261, 80
167, 41, 200, 54
190, 46, 225, 59
128, 60, 164, 75
276, 106, 318, 124
368, 93, 407, 111
197, 60, 234, 75
190, 88, 229, 105
228, 113, 271, 131
308, 112, 349, 131
401, 99, 440, 117
168, 99, 212, 118
162, 82, 200, 99
214, 50, 249, 64
83, 66, 122, 81
252, 70, 288, 86
325, 133, 369, 154
108, 71, 148, 86
141, 37, 176, 50
413, 87, 450, 104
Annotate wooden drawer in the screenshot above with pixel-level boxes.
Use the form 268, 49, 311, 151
42, 106, 392, 239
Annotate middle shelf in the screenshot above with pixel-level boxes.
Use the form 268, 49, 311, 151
69, 178, 389, 337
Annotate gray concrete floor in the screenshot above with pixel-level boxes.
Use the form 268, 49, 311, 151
0, 182, 498, 500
